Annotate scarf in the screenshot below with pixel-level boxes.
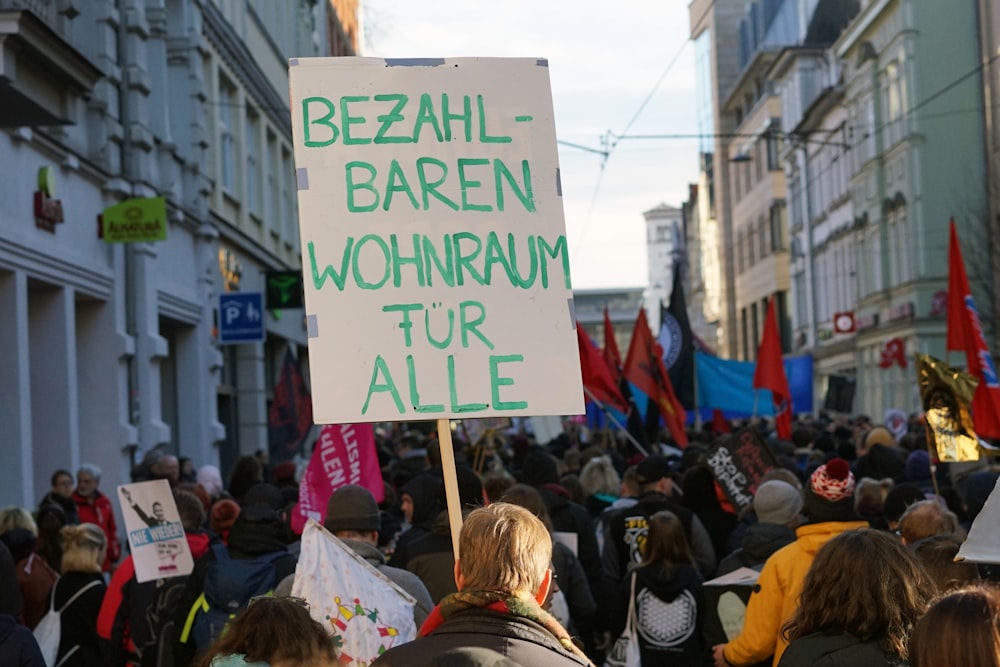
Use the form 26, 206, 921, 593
419, 589, 593, 665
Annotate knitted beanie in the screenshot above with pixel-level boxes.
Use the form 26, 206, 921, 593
209, 499, 241, 536
753, 480, 804, 526
325, 484, 381, 533
803, 458, 857, 522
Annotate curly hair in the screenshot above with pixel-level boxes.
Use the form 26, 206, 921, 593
909, 583, 1000, 667
782, 529, 934, 659
196, 596, 335, 667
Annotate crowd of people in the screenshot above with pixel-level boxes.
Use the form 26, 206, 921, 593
2, 414, 1000, 666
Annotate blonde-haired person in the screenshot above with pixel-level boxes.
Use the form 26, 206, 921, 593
196, 596, 337, 667
0, 506, 37, 535
49, 523, 111, 665
579, 455, 621, 519
373, 502, 593, 666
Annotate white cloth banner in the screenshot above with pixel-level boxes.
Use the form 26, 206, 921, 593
291, 520, 417, 664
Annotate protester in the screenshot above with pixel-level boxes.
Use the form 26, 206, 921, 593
882, 483, 927, 532
179, 457, 197, 484
578, 455, 620, 519
196, 465, 226, 503
909, 583, 1000, 667
50, 523, 111, 665
713, 458, 868, 666
717, 480, 801, 576
151, 454, 181, 488
911, 534, 980, 594
853, 426, 905, 482
388, 474, 442, 568
208, 498, 241, 543
778, 529, 934, 666
0, 507, 57, 629
609, 510, 705, 666
0, 541, 44, 666
98, 489, 213, 666
898, 499, 965, 545
681, 465, 738, 561
227, 456, 264, 505
72, 464, 121, 572
34, 502, 68, 573
372, 503, 592, 666
195, 596, 337, 667
282, 484, 434, 627
853, 477, 894, 530
39, 469, 79, 526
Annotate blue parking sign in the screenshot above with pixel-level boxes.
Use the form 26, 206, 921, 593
218, 292, 265, 344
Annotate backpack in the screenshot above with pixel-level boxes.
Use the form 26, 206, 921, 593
180, 544, 287, 652
136, 573, 191, 667
33, 579, 101, 667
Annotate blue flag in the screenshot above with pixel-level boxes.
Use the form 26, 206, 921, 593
696, 351, 813, 416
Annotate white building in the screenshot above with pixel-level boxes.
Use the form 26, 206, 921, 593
644, 203, 683, 331
0, 0, 349, 508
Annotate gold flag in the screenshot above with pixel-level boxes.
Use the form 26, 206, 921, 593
916, 353, 980, 462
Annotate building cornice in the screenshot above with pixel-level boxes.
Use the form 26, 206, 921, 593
834, 0, 895, 57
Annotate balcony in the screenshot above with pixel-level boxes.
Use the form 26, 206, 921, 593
0, 0, 101, 127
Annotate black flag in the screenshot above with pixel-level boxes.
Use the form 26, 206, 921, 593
659, 264, 695, 409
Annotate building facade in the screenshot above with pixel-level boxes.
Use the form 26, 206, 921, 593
0, 0, 352, 509
643, 203, 683, 331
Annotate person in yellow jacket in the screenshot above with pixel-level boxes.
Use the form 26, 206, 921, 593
712, 458, 869, 667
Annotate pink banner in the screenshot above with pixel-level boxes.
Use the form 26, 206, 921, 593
291, 423, 385, 534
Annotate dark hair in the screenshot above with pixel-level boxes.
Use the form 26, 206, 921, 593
173, 490, 206, 532
500, 484, 554, 532
35, 503, 67, 572
482, 471, 517, 505
196, 597, 335, 667
228, 455, 264, 502
50, 469, 72, 487
782, 529, 934, 658
912, 534, 980, 594
641, 511, 694, 573
909, 584, 1000, 667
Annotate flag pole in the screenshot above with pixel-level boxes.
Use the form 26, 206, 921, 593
583, 386, 649, 456
436, 419, 464, 560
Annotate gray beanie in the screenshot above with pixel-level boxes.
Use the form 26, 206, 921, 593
753, 480, 803, 526
325, 485, 381, 533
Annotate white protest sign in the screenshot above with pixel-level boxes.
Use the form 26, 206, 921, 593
117, 480, 194, 583
289, 57, 584, 424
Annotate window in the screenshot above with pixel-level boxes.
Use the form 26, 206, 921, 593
246, 107, 260, 213
794, 270, 807, 330
736, 230, 744, 274
897, 203, 911, 283
767, 134, 781, 171
759, 215, 768, 259
281, 147, 294, 241
748, 223, 756, 267
219, 77, 236, 192
266, 130, 278, 233
869, 226, 882, 292
770, 202, 786, 251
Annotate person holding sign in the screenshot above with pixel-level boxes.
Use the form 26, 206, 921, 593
372, 503, 592, 666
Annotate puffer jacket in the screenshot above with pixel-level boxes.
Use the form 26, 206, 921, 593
371, 607, 590, 667
723, 520, 869, 667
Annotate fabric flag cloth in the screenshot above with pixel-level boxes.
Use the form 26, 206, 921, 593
711, 409, 731, 435
292, 520, 416, 665
623, 308, 689, 447
577, 322, 629, 414
290, 423, 385, 534
916, 352, 980, 462
660, 264, 695, 410
267, 349, 313, 462
603, 307, 623, 384
946, 219, 1000, 439
752, 298, 793, 440
696, 352, 814, 417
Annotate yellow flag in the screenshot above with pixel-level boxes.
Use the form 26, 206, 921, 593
916, 353, 980, 462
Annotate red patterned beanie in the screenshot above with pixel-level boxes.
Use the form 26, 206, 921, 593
804, 458, 857, 522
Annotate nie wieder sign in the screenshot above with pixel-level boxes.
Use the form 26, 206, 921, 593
289, 57, 583, 424
705, 428, 779, 511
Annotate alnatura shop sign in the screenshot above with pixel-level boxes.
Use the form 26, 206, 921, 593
99, 197, 167, 243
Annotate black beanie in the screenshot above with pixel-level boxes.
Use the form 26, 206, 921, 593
325, 484, 381, 533
519, 450, 559, 486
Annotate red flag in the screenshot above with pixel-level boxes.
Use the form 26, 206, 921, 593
603, 307, 623, 383
577, 323, 629, 414
711, 409, 732, 435
268, 349, 314, 460
753, 297, 792, 440
623, 309, 689, 446
946, 220, 1000, 438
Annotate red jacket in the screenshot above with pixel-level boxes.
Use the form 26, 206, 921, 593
73, 490, 121, 571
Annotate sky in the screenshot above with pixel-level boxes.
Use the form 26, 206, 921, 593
361, 0, 701, 290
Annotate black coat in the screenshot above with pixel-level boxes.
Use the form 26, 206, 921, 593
0, 613, 44, 666
778, 631, 905, 667
371, 607, 590, 667
716, 522, 796, 576
53, 571, 111, 667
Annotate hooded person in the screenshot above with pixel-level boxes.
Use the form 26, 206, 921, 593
715, 480, 802, 576
713, 458, 868, 667
400, 467, 486, 603
275, 484, 434, 627
389, 474, 445, 570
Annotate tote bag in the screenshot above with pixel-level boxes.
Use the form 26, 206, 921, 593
603, 572, 641, 667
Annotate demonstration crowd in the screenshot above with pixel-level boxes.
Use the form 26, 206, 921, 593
3, 415, 1000, 667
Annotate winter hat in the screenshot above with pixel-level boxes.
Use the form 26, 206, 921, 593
803, 458, 857, 522
209, 499, 241, 537
325, 484, 381, 533
636, 455, 674, 485
753, 480, 803, 526
904, 450, 932, 482
243, 482, 285, 511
